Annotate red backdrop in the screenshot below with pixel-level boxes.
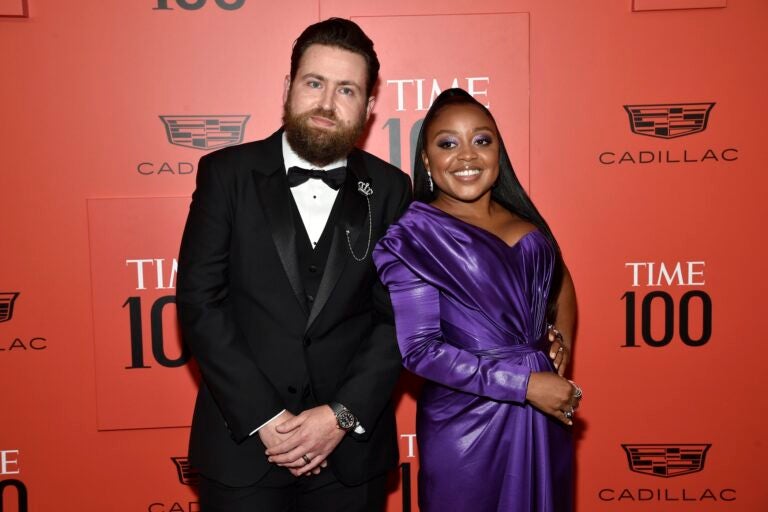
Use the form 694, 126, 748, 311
2, 0, 767, 510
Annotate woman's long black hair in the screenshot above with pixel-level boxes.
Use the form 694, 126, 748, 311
413, 88, 565, 320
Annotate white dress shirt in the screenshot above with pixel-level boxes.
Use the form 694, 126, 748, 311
282, 133, 345, 247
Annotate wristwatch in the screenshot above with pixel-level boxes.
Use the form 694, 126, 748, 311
329, 402, 358, 432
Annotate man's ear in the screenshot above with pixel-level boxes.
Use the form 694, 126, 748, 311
364, 96, 376, 122
283, 74, 291, 105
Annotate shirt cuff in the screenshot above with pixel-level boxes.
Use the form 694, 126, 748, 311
249, 409, 286, 436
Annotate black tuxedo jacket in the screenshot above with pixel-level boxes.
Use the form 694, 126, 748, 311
176, 129, 411, 487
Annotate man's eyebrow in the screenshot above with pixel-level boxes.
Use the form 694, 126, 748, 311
300, 72, 327, 82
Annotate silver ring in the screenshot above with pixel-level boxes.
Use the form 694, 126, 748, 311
302, 454, 311, 465
564, 409, 574, 420
573, 385, 583, 400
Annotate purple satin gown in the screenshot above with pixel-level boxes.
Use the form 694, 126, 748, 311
373, 202, 573, 512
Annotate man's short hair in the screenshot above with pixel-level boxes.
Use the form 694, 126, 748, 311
290, 17, 380, 98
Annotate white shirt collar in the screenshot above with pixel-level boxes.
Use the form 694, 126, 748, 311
282, 132, 347, 173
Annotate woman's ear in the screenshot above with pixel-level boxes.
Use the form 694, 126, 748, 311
421, 151, 430, 172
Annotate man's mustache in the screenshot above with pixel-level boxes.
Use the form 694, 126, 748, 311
304, 107, 338, 122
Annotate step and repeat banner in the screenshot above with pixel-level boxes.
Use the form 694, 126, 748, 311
2, 1, 766, 510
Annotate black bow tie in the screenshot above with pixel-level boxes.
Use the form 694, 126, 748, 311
287, 166, 347, 190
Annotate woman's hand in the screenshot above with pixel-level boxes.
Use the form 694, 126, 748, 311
525, 371, 580, 425
548, 265, 576, 377
547, 325, 570, 376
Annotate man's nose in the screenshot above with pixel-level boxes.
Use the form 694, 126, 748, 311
319, 86, 335, 111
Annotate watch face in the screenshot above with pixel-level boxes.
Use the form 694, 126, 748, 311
337, 409, 356, 430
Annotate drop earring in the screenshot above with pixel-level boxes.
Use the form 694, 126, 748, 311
427, 170, 434, 193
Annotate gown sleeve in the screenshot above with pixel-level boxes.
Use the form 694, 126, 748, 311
374, 245, 531, 404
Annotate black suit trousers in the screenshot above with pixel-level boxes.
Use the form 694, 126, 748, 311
198, 471, 388, 512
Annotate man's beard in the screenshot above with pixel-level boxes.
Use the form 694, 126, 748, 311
283, 102, 366, 167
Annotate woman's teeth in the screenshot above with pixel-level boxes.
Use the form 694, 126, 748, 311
453, 169, 481, 177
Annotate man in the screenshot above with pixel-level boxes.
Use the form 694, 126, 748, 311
176, 18, 411, 511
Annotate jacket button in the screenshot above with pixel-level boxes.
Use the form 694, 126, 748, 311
308, 264, 318, 273
287, 386, 297, 394
306, 294, 315, 303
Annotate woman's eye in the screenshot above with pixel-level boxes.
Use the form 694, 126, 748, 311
474, 135, 493, 145
437, 139, 457, 149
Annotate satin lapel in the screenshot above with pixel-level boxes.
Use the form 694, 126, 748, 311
306, 150, 371, 331
254, 166, 309, 316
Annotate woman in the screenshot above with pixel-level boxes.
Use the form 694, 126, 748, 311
373, 88, 580, 511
